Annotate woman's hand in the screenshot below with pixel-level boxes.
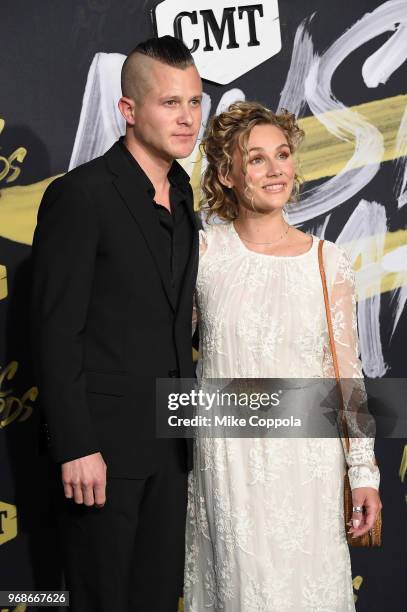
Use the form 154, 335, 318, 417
347, 487, 382, 538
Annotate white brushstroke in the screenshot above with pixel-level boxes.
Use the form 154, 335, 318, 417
69, 53, 126, 169
287, 0, 407, 224
382, 245, 407, 273
390, 282, 407, 340
394, 104, 407, 208
336, 200, 388, 378
69, 52, 213, 177
307, 214, 331, 238
215, 89, 245, 115
382, 245, 407, 339
363, 23, 407, 88
291, 63, 382, 223
277, 16, 316, 117
318, 214, 331, 239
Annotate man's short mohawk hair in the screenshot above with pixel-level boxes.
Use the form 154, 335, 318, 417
133, 35, 194, 68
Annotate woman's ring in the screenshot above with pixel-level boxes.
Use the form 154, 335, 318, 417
352, 506, 364, 513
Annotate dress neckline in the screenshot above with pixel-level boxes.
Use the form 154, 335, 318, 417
229, 222, 317, 260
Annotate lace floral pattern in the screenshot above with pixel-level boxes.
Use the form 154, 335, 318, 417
185, 224, 379, 611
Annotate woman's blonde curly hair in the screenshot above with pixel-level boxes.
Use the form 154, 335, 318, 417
200, 100, 304, 222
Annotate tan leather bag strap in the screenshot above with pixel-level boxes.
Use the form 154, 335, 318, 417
318, 239, 350, 453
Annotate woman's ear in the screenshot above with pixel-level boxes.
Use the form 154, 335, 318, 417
218, 172, 232, 189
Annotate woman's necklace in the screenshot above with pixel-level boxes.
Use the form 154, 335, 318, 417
237, 222, 290, 245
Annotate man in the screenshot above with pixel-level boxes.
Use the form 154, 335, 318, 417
31, 36, 202, 611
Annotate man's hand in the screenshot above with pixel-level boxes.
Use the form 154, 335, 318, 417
61, 452, 107, 508
347, 487, 382, 538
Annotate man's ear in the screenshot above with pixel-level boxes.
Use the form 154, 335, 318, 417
118, 97, 136, 126
218, 172, 232, 189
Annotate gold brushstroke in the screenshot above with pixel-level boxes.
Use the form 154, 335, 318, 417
187, 93, 407, 193
0, 147, 28, 184
352, 575, 363, 604
0, 94, 406, 280
186, 95, 407, 301
296, 94, 407, 181
1, 94, 406, 245
2, 188, 406, 298
0, 175, 61, 245
0, 265, 7, 300
400, 444, 407, 483
189, 149, 204, 207
0, 361, 38, 428
0, 117, 28, 184
0, 501, 17, 546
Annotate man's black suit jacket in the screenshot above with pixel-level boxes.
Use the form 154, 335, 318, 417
31, 141, 198, 478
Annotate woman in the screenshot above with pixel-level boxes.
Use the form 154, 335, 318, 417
184, 101, 382, 611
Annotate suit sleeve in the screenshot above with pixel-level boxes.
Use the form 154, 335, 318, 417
31, 176, 101, 463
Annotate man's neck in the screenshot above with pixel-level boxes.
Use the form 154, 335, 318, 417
123, 135, 172, 201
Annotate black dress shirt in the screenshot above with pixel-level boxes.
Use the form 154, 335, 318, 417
118, 138, 193, 309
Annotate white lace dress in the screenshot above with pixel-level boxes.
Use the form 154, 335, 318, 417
184, 223, 380, 612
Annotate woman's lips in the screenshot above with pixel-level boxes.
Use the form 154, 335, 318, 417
262, 183, 286, 192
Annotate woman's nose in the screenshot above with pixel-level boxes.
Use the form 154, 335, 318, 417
266, 161, 282, 176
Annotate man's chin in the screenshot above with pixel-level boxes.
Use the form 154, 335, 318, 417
172, 144, 197, 160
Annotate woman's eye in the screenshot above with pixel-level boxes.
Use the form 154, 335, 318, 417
278, 151, 290, 159
250, 157, 263, 164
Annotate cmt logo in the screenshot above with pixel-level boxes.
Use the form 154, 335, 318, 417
154, 0, 281, 84
0, 501, 18, 546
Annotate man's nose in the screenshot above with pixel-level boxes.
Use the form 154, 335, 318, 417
178, 103, 193, 126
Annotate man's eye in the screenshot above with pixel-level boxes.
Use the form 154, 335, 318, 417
191, 99, 201, 106
165, 100, 177, 106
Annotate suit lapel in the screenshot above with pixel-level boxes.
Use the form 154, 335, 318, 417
105, 143, 176, 311
173, 190, 200, 316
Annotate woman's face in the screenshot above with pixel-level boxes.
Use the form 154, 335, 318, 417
226, 123, 295, 214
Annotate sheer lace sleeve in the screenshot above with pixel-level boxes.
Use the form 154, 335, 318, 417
192, 230, 208, 336
323, 244, 380, 491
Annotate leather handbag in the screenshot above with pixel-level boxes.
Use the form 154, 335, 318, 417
318, 239, 382, 546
